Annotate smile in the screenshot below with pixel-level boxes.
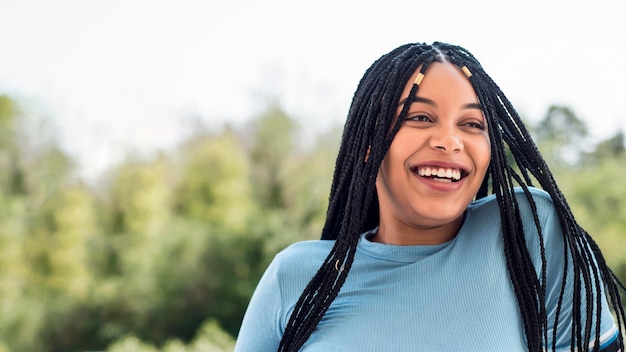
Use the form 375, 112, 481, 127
413, 166, 463, 182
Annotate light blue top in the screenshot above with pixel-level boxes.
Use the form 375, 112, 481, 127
235, 188, 618, 351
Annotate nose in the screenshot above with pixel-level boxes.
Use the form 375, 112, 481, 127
429, 130, 463, 153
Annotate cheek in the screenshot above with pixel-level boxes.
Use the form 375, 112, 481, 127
472, 136, 491, 172
378, 151, 398, 180
376, 138, 410, 184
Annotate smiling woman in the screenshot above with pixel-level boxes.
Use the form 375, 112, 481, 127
234, 42, 625, 352
374, 62, 491, 246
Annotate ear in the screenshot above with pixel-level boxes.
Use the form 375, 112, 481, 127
365, 145, 371, 162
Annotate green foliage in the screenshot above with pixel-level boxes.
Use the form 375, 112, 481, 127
246, 103, 297, 209
27, 184, 95, 298
556, 155, 626, 264
0, 95, 24, 195
106, 319, 235, 352
175, 129, 254, 231
585, 131, 625, 162
0, 93, 623, 351
533, 105, 589, 167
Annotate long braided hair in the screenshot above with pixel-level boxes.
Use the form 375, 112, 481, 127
278, 42, 625, 351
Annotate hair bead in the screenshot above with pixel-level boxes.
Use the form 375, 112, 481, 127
461, 65, 472, 78
413, 72, 424, 85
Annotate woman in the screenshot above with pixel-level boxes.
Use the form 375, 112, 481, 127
235, 42, 624, 351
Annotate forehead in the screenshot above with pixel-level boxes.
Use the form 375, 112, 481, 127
402, 62, 477, 101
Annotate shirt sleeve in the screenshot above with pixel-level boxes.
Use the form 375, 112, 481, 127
234, 257, 284, 352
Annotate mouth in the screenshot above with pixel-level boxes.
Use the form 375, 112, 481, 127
411, 166, 468, 183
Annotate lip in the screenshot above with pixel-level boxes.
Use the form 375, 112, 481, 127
410, 160, 470, 193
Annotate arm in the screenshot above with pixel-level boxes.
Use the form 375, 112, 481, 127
234, 258, 284, 352
601, 337, 622, 352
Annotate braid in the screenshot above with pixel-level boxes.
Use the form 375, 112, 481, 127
278, 42, 625, 351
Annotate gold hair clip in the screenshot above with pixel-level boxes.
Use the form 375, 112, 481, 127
413, 72, 424, 85
461, 66, 472, 78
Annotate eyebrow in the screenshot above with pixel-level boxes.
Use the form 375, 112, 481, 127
398, 96, 483, 110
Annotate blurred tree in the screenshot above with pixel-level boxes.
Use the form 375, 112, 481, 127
107, 155, 172, 237
26, 183, 95, 299
0, 189, 30, 351
241, 104, 340, 252
98, 156, 174, 336
246, 103, 297, 209
534, 105, 589, 167
275, 124, 339, 243
0, 95, 84, 351
0, 96, 17, 151
0, 93, 28, 345
172, 127, 265, 337
175, 128, 254, 231
585, 130, 624, 162
0, 95, 26, 195
106, 319, 235, 352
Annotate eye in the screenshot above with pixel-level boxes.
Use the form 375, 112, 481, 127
466, 121, 486, 130
405, 114, 432, 123
461, 119, 486, 131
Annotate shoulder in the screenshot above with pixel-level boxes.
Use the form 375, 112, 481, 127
514, 186, 555, 213
270, 240, 334, 290
470, 186, 553, 207
235, 240, 333, 350
466, 187, 560, 251
274, 240, 334, 266
469, 186, 555, 220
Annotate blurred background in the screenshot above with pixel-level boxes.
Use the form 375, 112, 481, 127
0, 0, 624, 351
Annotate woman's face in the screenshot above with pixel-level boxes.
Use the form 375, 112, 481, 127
374, 62, 491, 245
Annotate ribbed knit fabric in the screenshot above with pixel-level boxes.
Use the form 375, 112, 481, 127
235, 188, 618, 351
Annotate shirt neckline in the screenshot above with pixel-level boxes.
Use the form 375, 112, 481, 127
357, 207, 474, 263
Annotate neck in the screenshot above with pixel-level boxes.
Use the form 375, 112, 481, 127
372, 215, 464, 245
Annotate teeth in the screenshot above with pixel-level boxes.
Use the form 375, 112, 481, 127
416, 167, 462, 181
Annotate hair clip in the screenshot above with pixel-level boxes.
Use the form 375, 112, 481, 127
413, 72, 424, 85
461, 66, 472, 78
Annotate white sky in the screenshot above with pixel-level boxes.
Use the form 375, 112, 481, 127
0, 0, 624, 179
